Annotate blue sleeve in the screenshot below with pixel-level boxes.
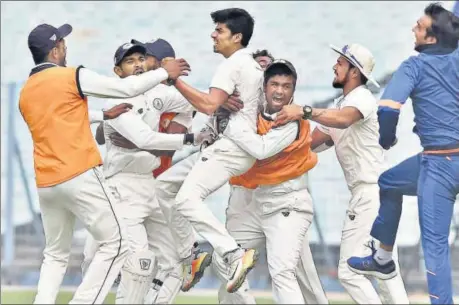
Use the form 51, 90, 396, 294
378, 107, 400, 149
381, 57, 419, 103
378, 58, 419, 149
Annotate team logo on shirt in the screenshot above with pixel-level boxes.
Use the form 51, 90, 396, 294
153, 98, 164, 110
139, 258, 152, 270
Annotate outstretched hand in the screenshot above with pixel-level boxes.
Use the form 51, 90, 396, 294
274, 104, 303, 126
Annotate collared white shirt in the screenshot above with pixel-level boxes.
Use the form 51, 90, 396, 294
318, 85, 384, 190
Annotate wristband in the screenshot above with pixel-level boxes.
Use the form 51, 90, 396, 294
184, 133, 194, 145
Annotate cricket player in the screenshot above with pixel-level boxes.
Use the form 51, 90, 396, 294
346, 4, 459, 304
210, 52, 328, 304
274, 44, 409, 304
209, 59, 327, 304
19, 23, 190, 304
81, 41, 213, 304
154, 8, 262, 293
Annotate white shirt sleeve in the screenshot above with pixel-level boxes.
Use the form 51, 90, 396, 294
78, 67, 169, 99
317, 124, 331, 135
171, 112, 193, 131
89, 110, 103, 124
107, 110, 185, 151
225, 122, 299, 160
341, 89, 375, 120
209, 60, 237, 95
162, 87, 196, 113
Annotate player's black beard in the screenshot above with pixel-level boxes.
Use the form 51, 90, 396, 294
332, 81, 344, 89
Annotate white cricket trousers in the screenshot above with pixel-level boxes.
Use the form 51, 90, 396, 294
212, 185, 323, 304
338, 183, 409, 304
34, 167, 129, 304
83, 172, 193, 304
155, 137, 256, 258
296, 234, 329, 304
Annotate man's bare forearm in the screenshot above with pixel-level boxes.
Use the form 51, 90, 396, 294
174, 79, 217, 115
311, 108, 353, 129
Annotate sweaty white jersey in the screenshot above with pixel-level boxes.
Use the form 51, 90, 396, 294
318, 85, 384, 190
103, 82, 194, 178
210, 48, 264, 135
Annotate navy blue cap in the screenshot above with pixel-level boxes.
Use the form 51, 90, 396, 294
114, 42, 146, 66
28, 23, 72, 58
131, 38, 175, 61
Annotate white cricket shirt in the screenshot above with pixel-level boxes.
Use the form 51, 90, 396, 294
210, 48, 264, 135
318, 85, 384, 190
103, 82, 195, 178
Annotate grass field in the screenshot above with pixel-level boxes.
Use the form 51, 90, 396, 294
0, 290, 275, 304
1, 288, 450, 304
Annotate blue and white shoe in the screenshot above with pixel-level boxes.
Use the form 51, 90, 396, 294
347, 241, 398, 280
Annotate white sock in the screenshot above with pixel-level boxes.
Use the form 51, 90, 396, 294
374, 247, 393, 265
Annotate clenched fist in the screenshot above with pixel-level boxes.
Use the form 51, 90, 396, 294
162, 58, 191, 80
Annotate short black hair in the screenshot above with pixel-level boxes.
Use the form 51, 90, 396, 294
424, 2, 459, 48
253, 49, 274, 61
32, 51, 48, 65
210, 8, 255, 47
264, 64, 297, 88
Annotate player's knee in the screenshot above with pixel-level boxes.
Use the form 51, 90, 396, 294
43, 249, 70, 266
271, 268, 297, 288
97, 228, 129, 261
378, 168, 401, 193
378, 170, 392, 191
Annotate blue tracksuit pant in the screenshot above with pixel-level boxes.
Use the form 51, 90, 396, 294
371, 153, 459, 304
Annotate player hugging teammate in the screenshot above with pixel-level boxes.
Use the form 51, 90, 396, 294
20, 2, 458, 304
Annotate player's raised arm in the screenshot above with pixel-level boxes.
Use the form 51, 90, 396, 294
275, 45, 381, 130
78, 58, 190, 99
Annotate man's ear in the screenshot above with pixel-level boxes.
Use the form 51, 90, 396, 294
114, 66, 122, 77
233, 33, 243, 44
351, 67, 360, 80
425, 35, 437, 44
48, 48, 58, 60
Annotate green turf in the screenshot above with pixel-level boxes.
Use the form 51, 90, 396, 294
0, 291, 274, 304
0, 290, 361, 304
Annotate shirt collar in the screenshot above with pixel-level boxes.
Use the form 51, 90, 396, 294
415, 43, 457, 55
335, 85, 366, 107
228, 47, 252, 58
29, 62, 59, 76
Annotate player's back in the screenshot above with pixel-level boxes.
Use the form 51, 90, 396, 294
411, 47, 459, 150
19, 66, 101, 187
